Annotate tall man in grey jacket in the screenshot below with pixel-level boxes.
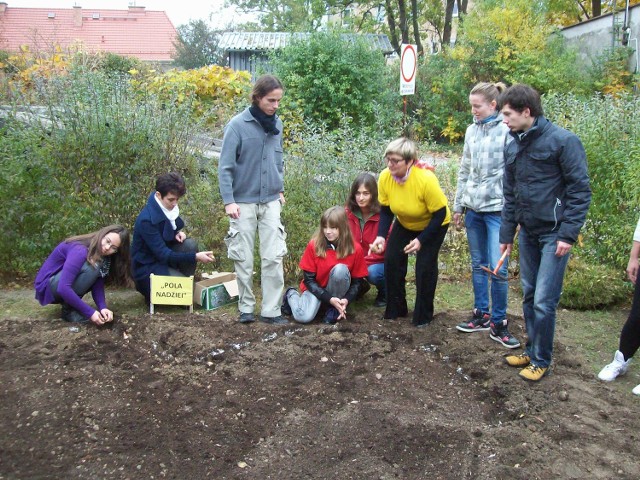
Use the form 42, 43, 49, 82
498, 84, 591, 382
219, 75, 288, 325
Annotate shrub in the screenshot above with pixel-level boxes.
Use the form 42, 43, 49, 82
0, 69, 216, 278
409, 50, 474, 142
589, 46, 639, 95
544, 92, 640, 269
132, 65, 251, 129
560, 257, 631, 310
97, 52, 145, 77
271, 30, 389, 130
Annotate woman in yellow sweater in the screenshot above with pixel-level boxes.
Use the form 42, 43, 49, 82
370, 138, 450, 327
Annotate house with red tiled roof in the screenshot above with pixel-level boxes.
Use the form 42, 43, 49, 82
0, 2, 177, 65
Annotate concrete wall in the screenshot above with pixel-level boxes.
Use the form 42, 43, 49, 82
560, 4, 640, 73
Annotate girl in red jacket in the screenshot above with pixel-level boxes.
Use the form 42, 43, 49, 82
345, 173, 386, 306
282, 206, 368, 324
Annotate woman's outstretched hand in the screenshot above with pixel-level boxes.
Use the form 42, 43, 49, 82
196, 251, 215, 263
369, 236, 386, 255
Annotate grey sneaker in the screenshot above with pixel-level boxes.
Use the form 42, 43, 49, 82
489, 321, 521, 349
260, 315, 289, 325
238, 312, 256, 324
456, 308, 490, 332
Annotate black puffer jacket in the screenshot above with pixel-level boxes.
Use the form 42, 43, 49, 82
499, 116, 591, 244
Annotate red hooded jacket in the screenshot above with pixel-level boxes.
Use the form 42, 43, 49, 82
346, 208, 385, 267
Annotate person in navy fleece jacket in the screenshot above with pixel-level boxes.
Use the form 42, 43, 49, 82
131, 172, 215, 302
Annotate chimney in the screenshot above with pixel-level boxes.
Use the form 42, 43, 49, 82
128, 5, 145, 14
0, 3, 7, 18
73, 5, 82, 27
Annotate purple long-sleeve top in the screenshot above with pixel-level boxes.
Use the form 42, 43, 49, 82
34, 242, 107, 319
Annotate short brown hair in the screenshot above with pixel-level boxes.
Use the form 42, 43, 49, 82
498, 84, 544, 117
155, 172, 186, 198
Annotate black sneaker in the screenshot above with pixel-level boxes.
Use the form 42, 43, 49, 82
323, 307, 340, 324
357, 279, 371, 300
373, 290, 386, 308
281, 287, 296, 316
238, 312, 256, 323
456, 308, 490, 332
489, 321, 521, 349
61, 304, 89, 324
260, 315, 289, 325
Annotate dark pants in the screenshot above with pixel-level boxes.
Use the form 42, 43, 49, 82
620, 278, 640, 360
50, 261, 100, 303
167, 238, 199, 278
135, 238, 198, 302
384, 222, 448, 325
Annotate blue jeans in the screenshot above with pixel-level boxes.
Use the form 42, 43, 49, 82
465, 210, 508, 323
519, 228, 570, 368
367, 263, 385, 295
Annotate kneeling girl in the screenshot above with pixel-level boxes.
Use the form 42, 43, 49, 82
34, 225, 131, 326
284, 206, 368, 324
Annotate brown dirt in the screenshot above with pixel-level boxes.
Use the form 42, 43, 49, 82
1, 288, 639, 480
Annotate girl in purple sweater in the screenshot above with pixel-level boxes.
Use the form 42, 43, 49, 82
34, 225, 131, 325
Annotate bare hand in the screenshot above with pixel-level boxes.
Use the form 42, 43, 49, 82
403, 238, 421, 254
555, 241, 572, 257
196, 251, 215, 263
453, 212, 464, 229
90, 311, 105, 326
500, 243, 513, 256
627, 258, 639, 284
369, 236, 385, 256
330, 297, 348, 320
100, 308, 114, 323
279, 192, 286, 205
175, 231, 186, 243
225, 203, 240, 219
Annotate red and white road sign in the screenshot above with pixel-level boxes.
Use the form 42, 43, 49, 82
400, 43, 417, 95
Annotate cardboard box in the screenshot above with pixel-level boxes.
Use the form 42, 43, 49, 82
194, 272, 239, 310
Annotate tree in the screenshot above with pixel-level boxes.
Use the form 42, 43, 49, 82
369, 0, 468, 54
592, 0, 601, 17
381, 0, 423, 54
173, 20, 223, 69
409, 0, 590, 142
227, 0, 348, 31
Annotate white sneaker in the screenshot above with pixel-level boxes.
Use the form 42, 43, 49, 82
632, 384, 640, 396
598, 350, 631, 382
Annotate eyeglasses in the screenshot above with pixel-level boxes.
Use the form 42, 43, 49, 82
385, 156, 406, 165
105, 236, 119, 253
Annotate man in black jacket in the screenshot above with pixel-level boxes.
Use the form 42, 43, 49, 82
498, 84, 591, 382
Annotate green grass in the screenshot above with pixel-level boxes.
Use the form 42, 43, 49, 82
556, 307, 629, 370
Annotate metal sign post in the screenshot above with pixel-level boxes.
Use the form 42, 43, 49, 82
400, 43, 417, 135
